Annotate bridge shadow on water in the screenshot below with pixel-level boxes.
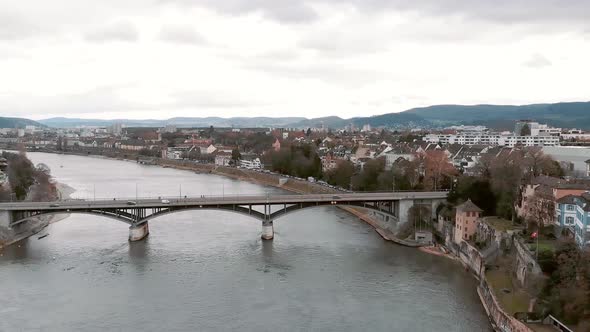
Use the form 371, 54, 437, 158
261, 238, 274, 261
127, 236, 150, 274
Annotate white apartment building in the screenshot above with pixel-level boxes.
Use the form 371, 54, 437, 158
240, 158, 263, 169
423, 133, 560, 147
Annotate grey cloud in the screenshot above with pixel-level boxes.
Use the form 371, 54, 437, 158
260, 2, 317, 23
0, 11, 39, 40
159, 24, 206, 44
243, 61, 387, 87
170, 90, 270, 108
84, 21, 139, 42
162, 0, 590, 25
161, 0, 318, 23
0, 85, 268, 117
298, 33, 388, 55
523, 53, 552, 68
333, 0, 590, 24
0, 86, 149, 115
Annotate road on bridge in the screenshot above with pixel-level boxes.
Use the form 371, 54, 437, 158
0, 192, 448, 211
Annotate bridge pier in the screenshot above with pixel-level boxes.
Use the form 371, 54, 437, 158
261, 220, 274, 240
129, 222, 149, 242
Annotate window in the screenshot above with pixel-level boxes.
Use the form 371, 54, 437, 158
565, 216, 574, 225
566, 205, 575, 211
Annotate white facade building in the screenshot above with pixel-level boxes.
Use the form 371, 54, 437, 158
423, 133, 559, 147
240, 158, 263, 169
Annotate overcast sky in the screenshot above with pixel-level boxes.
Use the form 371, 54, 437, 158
1, 0, 589, 120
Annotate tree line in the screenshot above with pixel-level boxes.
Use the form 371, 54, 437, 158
0, 151, 57, 202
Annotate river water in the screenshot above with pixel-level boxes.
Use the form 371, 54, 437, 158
0, 152, 491, 331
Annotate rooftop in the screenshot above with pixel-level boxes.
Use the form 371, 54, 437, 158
456, 199, 483, 213
481, 216, 519, 232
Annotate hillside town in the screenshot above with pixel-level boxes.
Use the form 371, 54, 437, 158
1, 119, 590, 330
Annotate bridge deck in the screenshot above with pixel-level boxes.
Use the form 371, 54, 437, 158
0, 192, 448, 211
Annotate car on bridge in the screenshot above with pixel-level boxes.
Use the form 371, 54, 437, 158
126, 201, 137, 206
161, 199, 170, 204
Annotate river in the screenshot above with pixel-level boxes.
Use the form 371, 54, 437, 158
543, 146, 590, 174
0, 152, 491, 331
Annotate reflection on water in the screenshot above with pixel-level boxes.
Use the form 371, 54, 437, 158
0, 153, 491, 331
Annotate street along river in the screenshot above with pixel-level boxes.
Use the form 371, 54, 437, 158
0, 152, 491, 331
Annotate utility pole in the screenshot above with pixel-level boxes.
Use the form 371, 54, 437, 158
536, 227, 539, 261
179, 184, 182, 200
135, 183, 138, 201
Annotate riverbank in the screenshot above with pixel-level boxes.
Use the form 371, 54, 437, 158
0, 182, 74, 249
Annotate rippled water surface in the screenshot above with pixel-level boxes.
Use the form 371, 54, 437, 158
0, 153, 490, 331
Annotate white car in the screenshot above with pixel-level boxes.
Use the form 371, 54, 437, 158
161, 199, 170, 204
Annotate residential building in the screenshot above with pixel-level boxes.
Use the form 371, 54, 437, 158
163, 124, 177, 133
166, 150, 183, 160
108, 123, 123, 135
453, 199, 483, 245
514, 120, 561, 137
555, 193, 590, 248
517, 176, 590, 226
0, 171, 7, 185
377, 146, 414, 170
423, 132, 559, 147
215, 153, 232, 167
272, 138, 281, 151
240, 158, 262, 169
321, 155, 338, 171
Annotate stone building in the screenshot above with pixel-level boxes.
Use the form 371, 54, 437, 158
453, 199, 483, 245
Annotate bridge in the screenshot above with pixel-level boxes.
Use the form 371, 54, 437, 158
0, 191, 448, 241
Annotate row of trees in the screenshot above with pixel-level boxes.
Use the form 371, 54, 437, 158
0, 151, 57, 202
448, 147, 563, 220
324, 150, 457, 192
267, 144, 322, 179
536, 241, 590, 328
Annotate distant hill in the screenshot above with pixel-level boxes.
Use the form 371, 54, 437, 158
0, 117, 46, 129
36, 101, 590, 130
403, 102, 590, 130
39, 116, 307, 128
349, 113, 429, 129
287, 116, 347, 129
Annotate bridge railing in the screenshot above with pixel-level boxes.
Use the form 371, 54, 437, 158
0, 190, 449, 205
54, 190, 448, 201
